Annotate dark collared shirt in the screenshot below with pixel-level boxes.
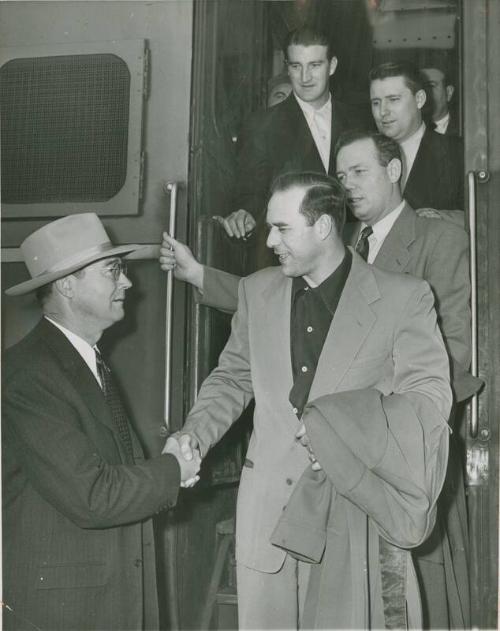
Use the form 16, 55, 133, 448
289, 249, 352, 417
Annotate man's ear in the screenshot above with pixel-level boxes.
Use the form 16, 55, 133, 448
316, 214, 334, 240
446, 84, 455, 103
415, 88, 427, 110
387, 158, 402, 184
54, 275, 74, 299
329, 56, 338, 77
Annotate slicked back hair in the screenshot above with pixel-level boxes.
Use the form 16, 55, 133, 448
369, 61, 426, 95
335, 129, 402, 168
269, 172, 347, 234
283, 26, 335, 61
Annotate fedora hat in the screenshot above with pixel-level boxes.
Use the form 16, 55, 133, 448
6, 213, 144, 296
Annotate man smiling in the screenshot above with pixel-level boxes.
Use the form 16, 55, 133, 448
369, 61, 463, 211
2, 213, 200, 631
167, 172, 452, 629
218, 26, 369, 251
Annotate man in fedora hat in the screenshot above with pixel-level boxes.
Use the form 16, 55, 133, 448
2, 213, 200, 631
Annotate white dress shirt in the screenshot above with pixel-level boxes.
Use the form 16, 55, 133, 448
434, 112, 450, 135
357, 200, 405, 264
45, 316, 102, 387
295, 94, 332, 172
399, 122, 426, 189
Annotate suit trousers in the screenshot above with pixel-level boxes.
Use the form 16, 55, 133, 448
237, 554, 311, 629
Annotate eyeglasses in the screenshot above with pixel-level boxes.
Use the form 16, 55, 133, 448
100, 260, 128, 282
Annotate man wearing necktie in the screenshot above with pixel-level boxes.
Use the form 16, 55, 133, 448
335, 129, 479, 630
2, 213, 200, 631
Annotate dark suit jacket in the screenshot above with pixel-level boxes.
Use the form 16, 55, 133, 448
404, 128, 464, 211
235, 93, 370, 220
2, 319, 181, 631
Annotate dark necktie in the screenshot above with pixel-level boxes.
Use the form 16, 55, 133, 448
355, 226, 373, 261
95, 349, 134, 461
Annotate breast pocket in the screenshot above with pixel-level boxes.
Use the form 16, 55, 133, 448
340, 353, 391, 391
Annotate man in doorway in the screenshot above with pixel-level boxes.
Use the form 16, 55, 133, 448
369, 61, 463, 211
166, 172, 451, 628
2, 213, 200, 631
217, 25, 369, 250
421, 62, 459, 136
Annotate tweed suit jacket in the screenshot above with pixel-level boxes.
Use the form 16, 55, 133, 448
350, 203, 479, 402
403, 127, 464, 211
2, 319, 181, 631
182, 252, 451, 575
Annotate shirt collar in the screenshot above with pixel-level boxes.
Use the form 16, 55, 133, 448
292, 249, 352, 315
400, 122, 426, 154
44, 316, 99, 378
434, 112, 450, 133
294, 92, 332, 120
369, 200, 406, 242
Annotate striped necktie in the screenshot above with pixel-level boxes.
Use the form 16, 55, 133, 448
355, 226, 373, 261
95, 349, 134, 461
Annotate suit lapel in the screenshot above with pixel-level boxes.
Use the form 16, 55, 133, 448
283, 96, 325, 173
405, 128, 442, 197
308, 253, 379, 400
39, 319, 117, 436
374, 203, 415, 273
260, 272, 294, 395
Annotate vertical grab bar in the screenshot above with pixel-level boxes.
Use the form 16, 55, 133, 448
162, 182, 180, 631
164, 181, 178, 430
468, 171, 479, 438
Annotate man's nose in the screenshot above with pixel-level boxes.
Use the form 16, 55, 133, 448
119, 271, 132, 289
380, 100, 390, 116
301, 66, 311, 83
343, 174, 355, 190
266, 227, 279, 249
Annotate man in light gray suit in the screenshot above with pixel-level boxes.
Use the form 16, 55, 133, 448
164, 172, 451, 628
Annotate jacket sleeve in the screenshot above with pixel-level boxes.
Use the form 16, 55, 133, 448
182, 276, 254, 455
303, 282, 451, 548
3, 372, 181, 529
194, 265, 240, 313
420, 220, 481, 401
233, 111, 274, 220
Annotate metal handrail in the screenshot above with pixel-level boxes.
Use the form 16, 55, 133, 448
468, 171, 479, 438
163, 181, 179, 430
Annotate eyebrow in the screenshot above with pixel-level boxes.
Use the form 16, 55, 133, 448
266, 220, 289, 229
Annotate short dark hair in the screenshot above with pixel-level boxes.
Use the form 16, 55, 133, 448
269, 171, 347, 234
283, 26, 335, 61
335, 129, 402, 168
369, 61, 426, 95
35, 282, 54, 306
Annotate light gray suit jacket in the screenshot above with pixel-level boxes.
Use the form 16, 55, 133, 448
184, 252, 451, 574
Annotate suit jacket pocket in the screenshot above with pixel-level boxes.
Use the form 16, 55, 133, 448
37, 561, 108, 589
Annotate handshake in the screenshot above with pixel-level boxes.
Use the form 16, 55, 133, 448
162, 433, 202, 488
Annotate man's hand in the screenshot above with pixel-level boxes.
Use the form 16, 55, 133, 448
212, 209, 256, 240
295, 422, 322, 471
159, 233, 204, 291
162, 434, 201, 487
